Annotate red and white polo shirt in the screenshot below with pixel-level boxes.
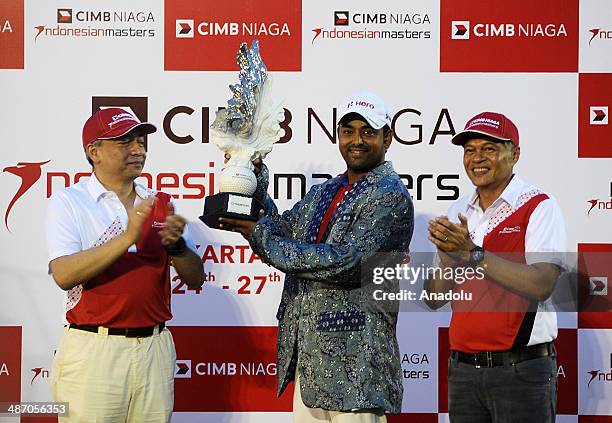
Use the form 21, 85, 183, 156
45, 173, 197, 328
446, 175, 566, 353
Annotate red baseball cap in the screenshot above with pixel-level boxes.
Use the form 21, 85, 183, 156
451, 112, 519, 147
82, 107, 157, 150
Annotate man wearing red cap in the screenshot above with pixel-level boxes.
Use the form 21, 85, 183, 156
45, 108, 204, 422
424, 112, 566, 423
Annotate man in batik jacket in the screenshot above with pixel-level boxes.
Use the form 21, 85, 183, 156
221, 92, 413, 422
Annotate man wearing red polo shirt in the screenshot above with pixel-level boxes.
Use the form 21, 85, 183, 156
424, 112, 566, 423
45, 108, 204, 422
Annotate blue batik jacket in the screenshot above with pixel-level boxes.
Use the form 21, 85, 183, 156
249, 161, 413, 413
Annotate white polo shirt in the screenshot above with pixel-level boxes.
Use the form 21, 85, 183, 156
46, 173, 197, 321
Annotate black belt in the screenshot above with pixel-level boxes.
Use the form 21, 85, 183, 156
451, 342, 554, 368
69, 322, 165, 338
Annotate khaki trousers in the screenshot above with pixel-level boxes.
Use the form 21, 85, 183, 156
51, 325, 175, 423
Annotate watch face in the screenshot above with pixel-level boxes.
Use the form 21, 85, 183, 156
470, 247, 484, 265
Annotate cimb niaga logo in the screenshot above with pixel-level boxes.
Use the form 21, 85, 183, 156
175, 19, 193, 38
185, 360, 277, 377
578, 74, 612, 158
175, 360, 192, 378
174, 356, 277, 380
175, 20, 290, 38
57, 9, 72, 23
451, 20, 469, 39
35, 8, 155, 42
312, 10, 431, 44
334, 11, 349, 26
590, 106, 608, 125
55, 8, 154, 24
589, 277, 608, 296
165, 0, 301, 71
587, 353, 612, 389
450, 20, 567, 39
441, 0, 578, 73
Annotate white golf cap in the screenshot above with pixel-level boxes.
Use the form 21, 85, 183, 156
338, 91, 392, 130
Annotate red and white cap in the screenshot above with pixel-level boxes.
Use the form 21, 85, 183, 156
338, 91, 392, 130
82, 107, 157, 149
451, 111, 519, 147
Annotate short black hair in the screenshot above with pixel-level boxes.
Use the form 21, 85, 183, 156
338, 112, 367, 127
338, 112, 391, 135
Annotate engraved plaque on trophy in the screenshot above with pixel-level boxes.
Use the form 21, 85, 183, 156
199, 40, 284, 230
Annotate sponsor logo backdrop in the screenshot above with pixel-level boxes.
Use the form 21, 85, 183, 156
0, 0, 610, 421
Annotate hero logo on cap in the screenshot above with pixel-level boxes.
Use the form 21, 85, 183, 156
347, 100, 375, 110
338, 91, 392, 130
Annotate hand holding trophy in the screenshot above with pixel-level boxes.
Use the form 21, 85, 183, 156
199, 40, 284, 230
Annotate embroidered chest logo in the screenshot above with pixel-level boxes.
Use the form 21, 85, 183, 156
499, 225, 521, 234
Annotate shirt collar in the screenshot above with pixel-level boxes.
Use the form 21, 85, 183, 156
468, 174, 525, 211
86, 173, 151, 202
334, 161, 394, 188
336, 171, 351, 188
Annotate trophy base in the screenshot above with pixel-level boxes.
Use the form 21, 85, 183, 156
199, 192, 263, 231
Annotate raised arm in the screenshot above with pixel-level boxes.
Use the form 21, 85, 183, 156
249, 189, 413, 285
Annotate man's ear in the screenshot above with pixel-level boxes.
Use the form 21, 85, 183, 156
384, 129, 393, 150
87, 143, 100, 164
512, 146, 520, 165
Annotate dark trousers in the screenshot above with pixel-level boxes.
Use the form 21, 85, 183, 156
448, 355, 557, 423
